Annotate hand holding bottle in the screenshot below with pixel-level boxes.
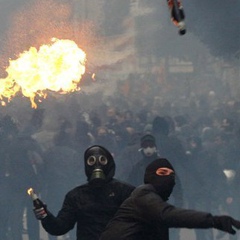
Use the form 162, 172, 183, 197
34, 207, 47, 220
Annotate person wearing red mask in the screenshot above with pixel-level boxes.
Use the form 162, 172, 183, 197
100, 158, 240, 240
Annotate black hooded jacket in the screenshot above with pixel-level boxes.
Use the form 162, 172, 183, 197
42, 178, 134, 240
41, 145, 135, 240
100, 184, 214, 240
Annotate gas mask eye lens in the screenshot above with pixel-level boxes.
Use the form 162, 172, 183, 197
99, 155, 108, 165
87, 156, 96, 166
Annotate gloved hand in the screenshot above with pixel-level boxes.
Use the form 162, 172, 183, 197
213, 215, 240, 234
33, 206, 48, 220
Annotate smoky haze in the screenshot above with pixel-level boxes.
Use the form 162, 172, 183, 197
0, 0, 239, 62
0, 1, 240, 240
185, 0, 240, 60
130, 0, 240, 61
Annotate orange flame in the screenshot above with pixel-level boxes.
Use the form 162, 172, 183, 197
0, 38, 86, 108
92, 73, 96, 81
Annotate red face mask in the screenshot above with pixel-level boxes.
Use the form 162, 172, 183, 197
144, 159, 175, 201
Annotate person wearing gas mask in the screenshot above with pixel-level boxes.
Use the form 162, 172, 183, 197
100, 158, 240, 240
33, 145, 135, 240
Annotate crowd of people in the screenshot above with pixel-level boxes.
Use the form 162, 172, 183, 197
1, 79, 240, 239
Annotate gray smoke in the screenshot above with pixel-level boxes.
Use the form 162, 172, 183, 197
185, 0, 240, 60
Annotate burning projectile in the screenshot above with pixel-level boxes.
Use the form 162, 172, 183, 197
167, 0, 186, 35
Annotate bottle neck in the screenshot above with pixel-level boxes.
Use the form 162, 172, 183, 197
31, 192, 38, 201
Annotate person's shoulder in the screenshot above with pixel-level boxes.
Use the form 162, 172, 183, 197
65, 183, 89, 196
111, 178, 135, 190
132, 184, 156, 197
136, 184, 155, 191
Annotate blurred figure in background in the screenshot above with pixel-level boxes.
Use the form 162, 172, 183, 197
127, 134, 160, 186
5, 114, 44, 240
43, 119, 83, 240
93, 126, 117, 155
74, 115, 94, 153
0, 115, 20, 239
22, 108, 45, 137
185, 135, 227, 240
115, 132, 142, 182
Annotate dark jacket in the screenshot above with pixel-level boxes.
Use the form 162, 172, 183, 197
100, 184, 214, 240
41, 178, 134, 240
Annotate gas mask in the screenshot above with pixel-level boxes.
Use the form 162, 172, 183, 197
84, 145, 115, 187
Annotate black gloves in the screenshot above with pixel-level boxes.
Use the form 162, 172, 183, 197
33, 206, 48, 220
213, 215, 240, 235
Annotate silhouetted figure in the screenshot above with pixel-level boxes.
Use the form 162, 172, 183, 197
100, 158, 240, 240
33, 145, 135, 240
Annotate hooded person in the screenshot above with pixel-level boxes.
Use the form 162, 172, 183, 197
84, 145, 115, 187
144, 158, 175, 201
127, 135, 183, 211
33, 145, 135, 240
100, 158, 240, 240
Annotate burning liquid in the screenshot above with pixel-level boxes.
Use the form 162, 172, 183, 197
0, 38, 86, 108
27, 188, 34, 196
